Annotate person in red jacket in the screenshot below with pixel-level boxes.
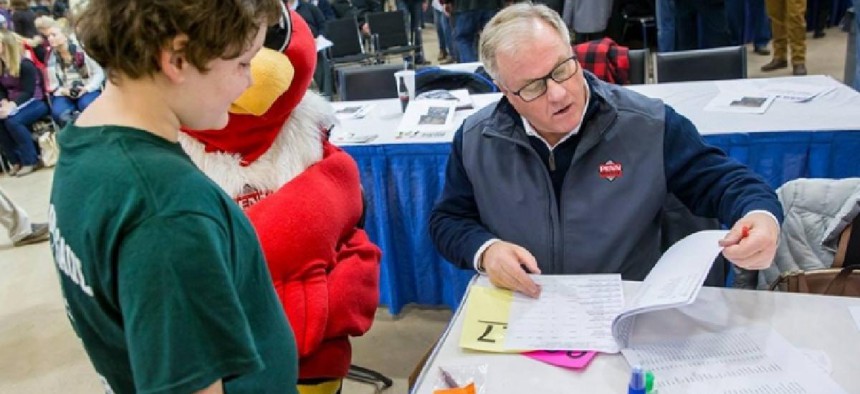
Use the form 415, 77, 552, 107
180, 9, 381, 394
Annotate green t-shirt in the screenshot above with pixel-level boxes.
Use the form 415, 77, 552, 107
49, 124, 298, 394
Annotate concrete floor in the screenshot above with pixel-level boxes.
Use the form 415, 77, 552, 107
0, 23, 851, 394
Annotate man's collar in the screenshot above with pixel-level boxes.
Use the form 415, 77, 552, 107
521, 77, 592, 150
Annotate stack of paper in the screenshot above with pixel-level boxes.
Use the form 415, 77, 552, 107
396, 99, 458, 138
459, 230, 729, 353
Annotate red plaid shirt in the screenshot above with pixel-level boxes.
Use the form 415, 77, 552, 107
574, 38, 630, 85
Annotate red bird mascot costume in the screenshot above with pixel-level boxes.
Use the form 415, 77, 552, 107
180, 9, 381, 394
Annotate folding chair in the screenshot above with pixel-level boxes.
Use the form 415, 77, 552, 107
627, 48, 649, 85
365, 11, 420, 64
655, 45, 747, 83
323, 17, 374, 98
337, 63, 401, 101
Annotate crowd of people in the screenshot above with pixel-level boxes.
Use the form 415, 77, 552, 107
0, 0, 103, 177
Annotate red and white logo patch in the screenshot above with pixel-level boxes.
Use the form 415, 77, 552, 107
598, 160, 623, 181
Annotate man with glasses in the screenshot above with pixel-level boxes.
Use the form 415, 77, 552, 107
429, 3, 783, 297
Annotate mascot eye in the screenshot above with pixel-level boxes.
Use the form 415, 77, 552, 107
264, 1, 292, 52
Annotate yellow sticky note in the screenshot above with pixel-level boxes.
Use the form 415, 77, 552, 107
434, 382, 476, 394
459, 286, 521, 353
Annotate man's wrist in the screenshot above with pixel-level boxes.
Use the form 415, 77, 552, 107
473, 238, 500, 274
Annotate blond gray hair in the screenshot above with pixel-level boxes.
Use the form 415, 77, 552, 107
479, 3, 570, 82
34, 15, 58, 31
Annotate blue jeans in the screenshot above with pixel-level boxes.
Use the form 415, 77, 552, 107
0, 100, 49, 166
454, 9, 496, 63
657, 0, 676, 52
726, 0, 771, 48
50, 90, 100, 126
434, 9, 454, 57
854, 0, 860, 91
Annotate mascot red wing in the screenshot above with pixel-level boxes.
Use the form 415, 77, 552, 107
179, 9, 381, 391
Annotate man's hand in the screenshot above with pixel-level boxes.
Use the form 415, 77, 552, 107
361, 22, 370, 35
719, 212, 780, 270
422, 0, 428, 12
481, 241, 542, 298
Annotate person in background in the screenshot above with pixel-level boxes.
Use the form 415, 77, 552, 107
353, 0, 383, 35
48, 0, 300, 392
51, 0, 67, 19
656, 0, 676, 52
432, 0, 455, 63
440, 0, 502, 63
9, 0, 36, 38
811, 0, 831, 38
28, 14, 53, 62
429, 3, 783, 297
0, 186, 49, 247
0, 30, 47, 177
762, 0, 807, 75
0, 0, 12, 30
674, 0, 731, 50
45, 25, 103, 126
329, 0, 357, 19
398, 0, 428, 65
289, 0, 328, 88
314, 0, 337, 20
726, 0, 771, 55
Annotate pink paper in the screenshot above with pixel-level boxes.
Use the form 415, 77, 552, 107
523, 350, 597, 369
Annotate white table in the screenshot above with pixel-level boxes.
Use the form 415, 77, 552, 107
411, 276, 860, 393
332, 75, 860, 144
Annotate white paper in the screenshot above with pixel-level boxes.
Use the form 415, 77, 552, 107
621, 328, 847, 394
611, 230, 728, 348
396, 99, 457, 134
315, 35, 333, 52
850, 306, 860, 331
704, 92, 775, 114
504, 274, 624, 352
333, 103, 375, 120
761, 82, 836, 102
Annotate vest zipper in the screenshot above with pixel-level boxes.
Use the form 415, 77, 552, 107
548, 151, 556, 172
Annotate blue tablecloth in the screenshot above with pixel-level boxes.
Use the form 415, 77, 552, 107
344, 129, 860, 314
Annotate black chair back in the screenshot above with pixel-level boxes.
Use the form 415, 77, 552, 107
325, 17, 367, 60
655, 45, 747, 83
366, 11, 412, 51
628, 48, 649, 84
337, 63, 402, 101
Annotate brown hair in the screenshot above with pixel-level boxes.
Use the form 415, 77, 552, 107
75, 0, 282, 82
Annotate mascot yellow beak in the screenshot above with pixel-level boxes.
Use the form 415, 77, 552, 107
229, 47, 295, 116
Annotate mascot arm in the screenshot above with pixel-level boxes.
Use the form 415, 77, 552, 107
324, 227, 381, 338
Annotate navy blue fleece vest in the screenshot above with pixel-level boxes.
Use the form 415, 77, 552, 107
461, 75, 667, 279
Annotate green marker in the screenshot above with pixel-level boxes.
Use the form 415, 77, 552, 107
645, 370, 655, 394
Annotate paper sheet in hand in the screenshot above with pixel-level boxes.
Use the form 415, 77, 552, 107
622, 327, 848, 394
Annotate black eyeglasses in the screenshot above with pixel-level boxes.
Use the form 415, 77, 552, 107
264, 1, 293, 52
511, 56, 579, 102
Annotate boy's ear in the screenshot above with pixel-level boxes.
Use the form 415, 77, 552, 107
158, 34, 190, 83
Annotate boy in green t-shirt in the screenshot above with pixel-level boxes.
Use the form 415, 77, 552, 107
48, 1, 299, 393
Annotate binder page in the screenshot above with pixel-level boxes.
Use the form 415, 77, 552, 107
621, 327, 848, 394
504, 274, 624, 352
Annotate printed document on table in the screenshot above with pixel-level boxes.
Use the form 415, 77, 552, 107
622, 327, 848, 394
760, 82, 836, 102
504, 274, 624, 352
459, 231, 728, 353
704, 92, 775, 114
